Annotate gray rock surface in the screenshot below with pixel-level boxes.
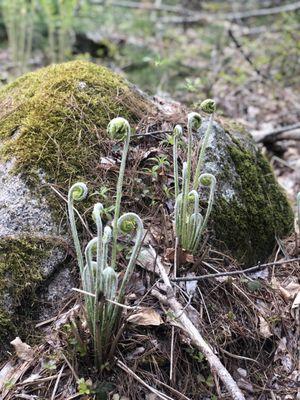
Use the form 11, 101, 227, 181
0, 161, 58, 238
0, 159, 71, 349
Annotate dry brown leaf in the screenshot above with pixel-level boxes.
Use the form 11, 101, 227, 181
292, 291, 300, 309
284, 281, 300, 298
10, 337, 34, 361
137, 246, 170, 275
164, 247, 195, 264
258, 316, 272, 338
127, 307, 163, 326
271, 277, 300, 301
97, 157, 118, 171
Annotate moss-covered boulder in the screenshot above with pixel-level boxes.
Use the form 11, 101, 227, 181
0, 60, 293, 350
0, 60, 155, 351
197, 118, 294, 265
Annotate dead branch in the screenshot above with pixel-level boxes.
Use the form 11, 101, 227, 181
255, 123, 300, 144
160, 1, 300, 24
150, 247, 246, 400
170, 257, 300, 282
228, 28, 266, 80
90, 0, 194, 15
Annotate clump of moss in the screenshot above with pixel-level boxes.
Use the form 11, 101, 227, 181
0, 235, 66, 350
0, 60, 152, 186
211, 139, 294, 265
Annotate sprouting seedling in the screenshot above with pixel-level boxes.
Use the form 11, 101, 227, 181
107, 117, 131, 270
193, 99, 216, 190
68, 182, 88, 274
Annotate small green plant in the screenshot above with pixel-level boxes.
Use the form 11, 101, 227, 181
68, 118, 144, 371
43, 359, 57, 371
146, 154, 170, 181
107, 117, 132, 270
3, 379, 14, 390
173, 100, 217, 254
77, 377, 93, 395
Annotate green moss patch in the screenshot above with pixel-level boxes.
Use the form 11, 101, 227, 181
0, 235, 66, 350
211, 136, 294, 265
0, 60, 152, 186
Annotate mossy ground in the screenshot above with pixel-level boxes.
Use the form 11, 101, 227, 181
211, 129, 294, 265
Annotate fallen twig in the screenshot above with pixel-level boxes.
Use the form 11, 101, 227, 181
51, 364, 65, 400
256, 123, 300, 144
150, 246, 246, 400
170, 257, 300, 282
160, 1, 300, 24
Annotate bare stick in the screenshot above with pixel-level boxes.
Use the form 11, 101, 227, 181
170, 237, 179, 382
160, 1, 300, 24
150, 247, 245, 400
171, 257, 300, 282
256, 123, 300, 144
51, 364, 65, 400
72, 288, 137, 310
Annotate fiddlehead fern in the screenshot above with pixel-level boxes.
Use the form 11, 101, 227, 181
186, 112, 202, 187
181, 113, 202, 242
173, 124, 183, 199
172, 105, 217, 254
92, 203, 104, 272
101, 226, 112, 273
68, 182, 88, 275
107, 117, 132, 270
200, 98, 216, 114
197, 173, 216, 238
117, 212, 144, 303
193, 99, 216, 190
67, 119, 145, 371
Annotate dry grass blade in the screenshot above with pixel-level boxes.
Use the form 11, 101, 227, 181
116, 358, 175, 400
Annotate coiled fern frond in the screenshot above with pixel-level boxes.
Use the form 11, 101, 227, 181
173, 100, 217, 254
67, 118, 144, 370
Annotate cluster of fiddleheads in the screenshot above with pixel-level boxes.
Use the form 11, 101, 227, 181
67, 105, 218, 367
173, 99, 217, 253
67, 118, 144, 370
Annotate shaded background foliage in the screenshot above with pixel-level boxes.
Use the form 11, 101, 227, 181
0, 1, 299, 120
0, 0, 299, 200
